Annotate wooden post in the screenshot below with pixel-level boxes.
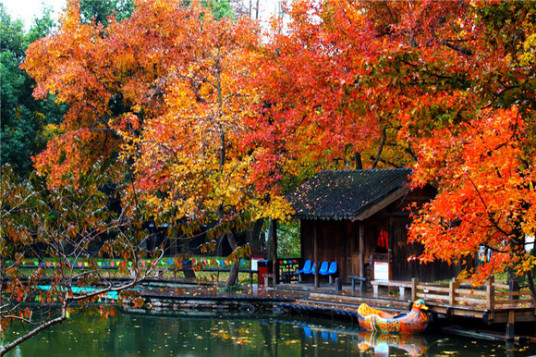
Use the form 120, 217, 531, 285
359, 222, 365, 277
506, 310, 515, 341
411, 278, 419, 301
272, 220, 279, 284
388, 217, 393, 280
314, 220, 319, 288
509, 279, 519, 301
486, 276, 495, 311
369, 253, 374, 280
449, 278, 459, 306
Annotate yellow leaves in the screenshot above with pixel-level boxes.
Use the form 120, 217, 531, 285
519, 46, 536, 66
521, 256, 536, 273
523, 33, 536, 53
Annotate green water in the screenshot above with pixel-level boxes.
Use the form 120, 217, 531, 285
3, 309, 536, 356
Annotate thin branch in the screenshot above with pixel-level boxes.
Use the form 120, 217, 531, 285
442, 40, 473, 56
465, 174, 511, 238
0, 300, 68, 356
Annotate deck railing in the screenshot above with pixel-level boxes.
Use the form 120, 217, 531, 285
411, 276, 535, 312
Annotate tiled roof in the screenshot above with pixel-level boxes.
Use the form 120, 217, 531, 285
286, 168, 412, 220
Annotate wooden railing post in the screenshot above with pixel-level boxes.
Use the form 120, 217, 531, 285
486, 276, 495, 311
449, 277, 459, 306
506, 310, 515, 341
509, 279, 519, 301
411, 278, 419, 301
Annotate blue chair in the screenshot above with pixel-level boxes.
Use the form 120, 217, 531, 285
330, 332, 337, 342
318, 261, 329, 276
302, 262, 315, 283
321, 331, 329, 340
295, 260, 311, 282
305, 262, 315, 275
304, 326, 315, 339
295, 260, 311, 274
320, 261, 338, 284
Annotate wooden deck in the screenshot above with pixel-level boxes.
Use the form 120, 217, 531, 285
411, 277, 536, 325
274, 276, 536, 340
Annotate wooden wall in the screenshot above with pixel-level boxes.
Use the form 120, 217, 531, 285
301, 220, 355, 282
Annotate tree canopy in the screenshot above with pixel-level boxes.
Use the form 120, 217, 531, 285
3, 1, 536, 350
242, 0, 536, 298
19, 0, 536, 293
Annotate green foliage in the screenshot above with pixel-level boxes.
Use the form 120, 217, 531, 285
202, 0, 234, 20
0, 4, 26, 59
25, 5, 57, 44
77, 0, 233, 25
0, 5, 66, 177
277, 220, 301, 258
79, 0, 135, 26
180, 0, 235, 20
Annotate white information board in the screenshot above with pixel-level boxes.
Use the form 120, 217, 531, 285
251, 259, 259, 271
374, 261, 389, 281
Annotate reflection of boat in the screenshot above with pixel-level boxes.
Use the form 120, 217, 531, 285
357, 331, 428, 356
357, 299, 430, 334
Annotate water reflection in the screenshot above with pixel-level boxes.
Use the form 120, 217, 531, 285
357, 331, 428, 356
3, 308, 536, 356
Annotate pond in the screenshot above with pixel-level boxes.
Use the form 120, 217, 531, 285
3, 308, 536, 356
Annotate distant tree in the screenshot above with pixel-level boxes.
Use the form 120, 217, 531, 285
202, 0, 234, 20
0, 5, 65, 177
79, 0, 134, 26
276, 221, 300, 258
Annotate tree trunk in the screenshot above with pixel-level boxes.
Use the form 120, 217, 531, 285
526, 269, 536, 304
247, 219, 264, 253
355, 153, 363, 170
267, 220, 275, 260
225, 231, 239, 287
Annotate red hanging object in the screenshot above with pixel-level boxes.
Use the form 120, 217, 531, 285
377, 230, 389, 249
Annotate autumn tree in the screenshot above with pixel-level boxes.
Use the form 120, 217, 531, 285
112, 0, 290, 285
244, 0, 536, 298
23, 0, 289, 287
402, 2, 536, 300
241, 0, 419, 195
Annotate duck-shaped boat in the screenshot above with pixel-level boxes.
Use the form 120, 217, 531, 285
357, 299, 430, 334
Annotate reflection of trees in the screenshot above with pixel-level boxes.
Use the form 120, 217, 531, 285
260, 322, 275, 356
6, 310, 528, 356
7, 311, 343, 356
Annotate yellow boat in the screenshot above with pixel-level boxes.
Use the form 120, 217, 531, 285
357, 299, 430, 334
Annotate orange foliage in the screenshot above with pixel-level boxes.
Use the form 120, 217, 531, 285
243, 1, 536, 287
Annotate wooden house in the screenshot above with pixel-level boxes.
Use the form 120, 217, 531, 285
286, 168, 459, 284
